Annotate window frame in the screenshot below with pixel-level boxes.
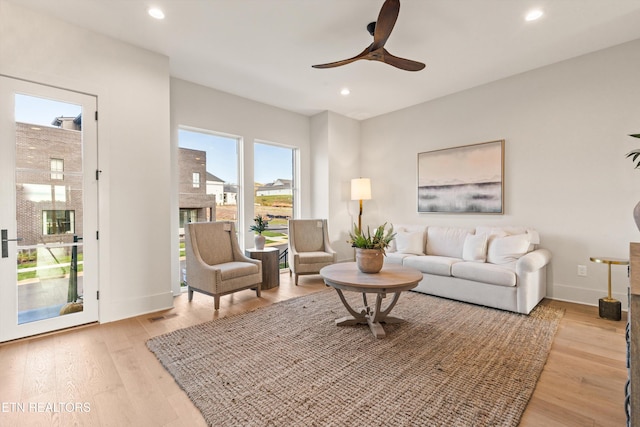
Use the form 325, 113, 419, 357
50, 158, 64, 180
42, 209, 75, 235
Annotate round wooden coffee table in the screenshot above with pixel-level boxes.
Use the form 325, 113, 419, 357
320, 262, 422, 338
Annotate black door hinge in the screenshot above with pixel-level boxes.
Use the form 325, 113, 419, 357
95, 111, 98, 121
95, 169, 102, 180
96, 290, 100, 300
96, 230, 99, 240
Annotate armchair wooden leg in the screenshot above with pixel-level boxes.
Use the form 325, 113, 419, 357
256, 283, 261, 298
188, 288, 194, 302
214, 295, 220, 310
295, 274, 299, 286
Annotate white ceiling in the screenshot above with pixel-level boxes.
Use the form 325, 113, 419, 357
12, 0, 640, 120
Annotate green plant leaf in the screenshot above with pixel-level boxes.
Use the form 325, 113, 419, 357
347, 222, 396, 255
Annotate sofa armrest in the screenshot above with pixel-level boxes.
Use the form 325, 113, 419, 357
516, 248, 552, 275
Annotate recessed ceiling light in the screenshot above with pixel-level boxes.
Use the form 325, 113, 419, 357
525, 9, 543, 22
340, 88, 351, 96
148, 7, 165, 20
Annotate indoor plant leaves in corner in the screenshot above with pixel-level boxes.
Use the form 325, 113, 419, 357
626, 134, 640, 231
625, 134, 640, 168
250, 215, 269, 250
348, 223, 396, 273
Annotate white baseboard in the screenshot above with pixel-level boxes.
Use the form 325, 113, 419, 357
549, 283, 628, 311
100, 291, 174, 323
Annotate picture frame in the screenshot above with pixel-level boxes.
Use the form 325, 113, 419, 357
417, 139, 504, 214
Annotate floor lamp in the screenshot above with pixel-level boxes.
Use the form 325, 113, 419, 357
351, 178, 371, 232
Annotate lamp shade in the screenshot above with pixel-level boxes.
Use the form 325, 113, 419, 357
351, 178, 371, 201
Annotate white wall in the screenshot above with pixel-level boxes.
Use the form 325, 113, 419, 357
310, 112, 361, 262
0, 0, 173, 322
6, 0, 638, 315
170, 78, 311, 294
361, 39, 640, 308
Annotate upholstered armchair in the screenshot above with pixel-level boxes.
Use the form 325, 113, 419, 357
185, 221, 262, 310
288, 219, 337, 285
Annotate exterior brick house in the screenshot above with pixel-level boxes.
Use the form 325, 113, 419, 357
16, 119, 83, 247
178, 147, 217, 227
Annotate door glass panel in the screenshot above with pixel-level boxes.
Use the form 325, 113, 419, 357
254, 141, 295, 269
15, 94, 84, 324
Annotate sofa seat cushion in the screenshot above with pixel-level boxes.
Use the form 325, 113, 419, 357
298, 251, 335, 264
403, 255, 460, 277
218, 261, 260, 280
385, 252, 415, 265
451, 261, 517, 287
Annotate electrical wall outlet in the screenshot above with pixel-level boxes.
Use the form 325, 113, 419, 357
577, 265, 587, 276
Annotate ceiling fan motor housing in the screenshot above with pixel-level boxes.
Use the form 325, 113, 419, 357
367, 22, 376, 36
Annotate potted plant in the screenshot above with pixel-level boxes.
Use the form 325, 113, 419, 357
626, 134, 640, 231
250, 215, 269, 250
348, 223, 396, 273
625, 134, 640, 167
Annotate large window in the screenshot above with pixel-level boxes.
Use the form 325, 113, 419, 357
178, 128, 240, 223
178, 128, 241, 286
254, 141, 295, 249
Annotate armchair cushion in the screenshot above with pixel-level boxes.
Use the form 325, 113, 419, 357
218, 261, 260, 280
298, 251, 335, 264
195, 223, 234, 265
290, 220, 326, 252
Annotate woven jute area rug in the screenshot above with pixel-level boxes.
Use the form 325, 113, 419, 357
147, 290, 563, 427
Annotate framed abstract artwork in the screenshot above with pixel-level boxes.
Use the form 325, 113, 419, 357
417, 140, 504, 213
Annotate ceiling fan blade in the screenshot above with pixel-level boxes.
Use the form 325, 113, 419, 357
371, 0, 400, 51
380, 49, 425, 71
312, 45, 371, 69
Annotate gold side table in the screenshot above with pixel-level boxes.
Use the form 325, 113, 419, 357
590, 256, 629, 321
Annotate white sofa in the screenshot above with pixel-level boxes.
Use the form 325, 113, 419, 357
384, 225, 552, 314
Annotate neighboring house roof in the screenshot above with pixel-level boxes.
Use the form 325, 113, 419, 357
206, 172, 224, 182
223, 184, 237, 193
257, 179, 292, 192
51, 114, 82, 130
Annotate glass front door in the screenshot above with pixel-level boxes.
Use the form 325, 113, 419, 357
0, 77, 98, 342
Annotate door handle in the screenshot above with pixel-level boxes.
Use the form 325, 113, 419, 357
1, 229, 23, 258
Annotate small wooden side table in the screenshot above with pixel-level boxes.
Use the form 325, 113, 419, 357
590, 256, 629, 321
245, 247, 280, 289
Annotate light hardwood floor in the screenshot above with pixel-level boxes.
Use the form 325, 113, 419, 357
0, 273, 628, 426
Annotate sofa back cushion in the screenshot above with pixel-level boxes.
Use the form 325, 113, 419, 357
462, 233, 488, 262
487, 234, 532, 264
426, 226, 473, 258
395, 229, 426, 255
388, 224, 427, 253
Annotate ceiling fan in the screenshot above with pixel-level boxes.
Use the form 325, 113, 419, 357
312, 0, 425, 72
